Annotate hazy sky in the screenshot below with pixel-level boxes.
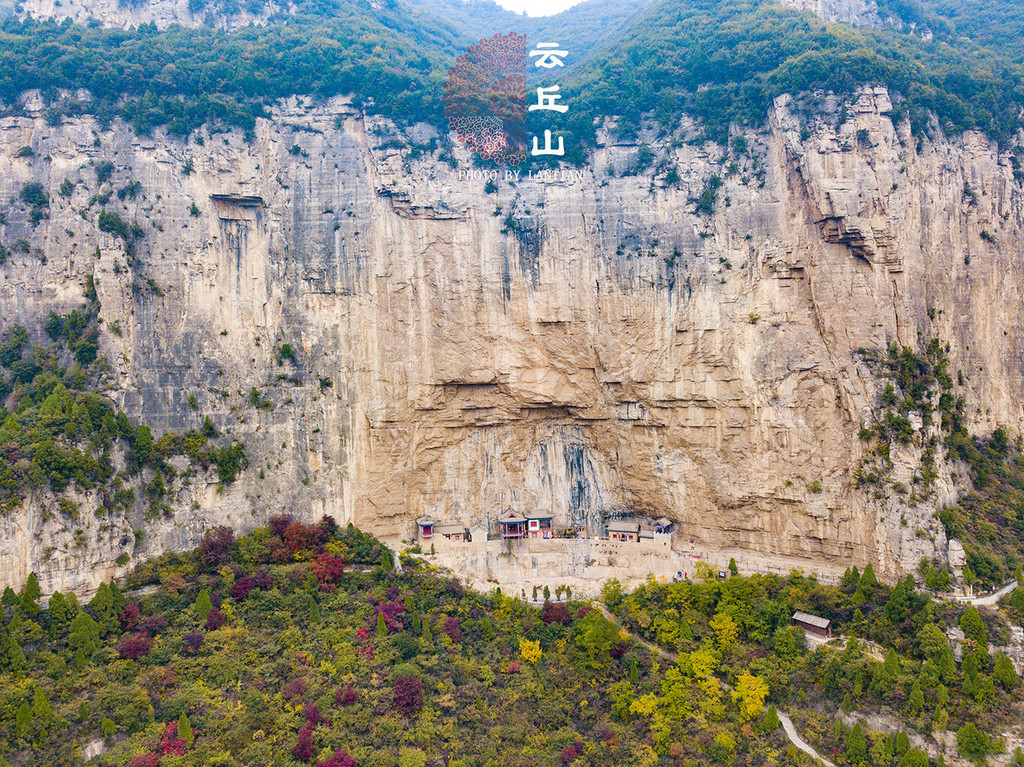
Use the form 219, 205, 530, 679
494, 0, 588, 16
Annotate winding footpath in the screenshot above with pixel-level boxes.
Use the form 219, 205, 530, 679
964, 579, 1018, 607
594, 602, 837, 767
778, 711, 838, 767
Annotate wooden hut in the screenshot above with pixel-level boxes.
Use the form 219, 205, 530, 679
790, 611, 833, 638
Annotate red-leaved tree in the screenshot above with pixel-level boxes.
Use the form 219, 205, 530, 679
335, 685, 358, 706
560, 741, 584, 765
393, 674, 423, 717
205, 607, 226, 631
541, 602, 572, 625
158, 721, 187, 756
311, 552, 345, 586
443, 616, 461, 644
293, 723, 316, 762
116, 632, 153, 660
317, 750, 356, 767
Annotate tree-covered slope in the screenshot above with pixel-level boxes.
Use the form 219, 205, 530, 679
3, 0, 1024, 149
401, 0, 657, 70
911, 0, 1024, 66
0, 520, 1020, 766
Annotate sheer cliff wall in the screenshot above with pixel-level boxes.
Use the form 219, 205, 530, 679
1, 89, 1022, 593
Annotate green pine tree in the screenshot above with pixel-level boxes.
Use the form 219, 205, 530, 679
100, 717, 116, 739
846, 722, 867, 764
908, 682, 925, 717
376, 612, 388, 636
20, 573, 41, 616
0, 620, 26, 674
994, 651, 1018, 690
840, 692, 853, 713
178, 712, 194, 747
69, 611, 101, 667
15, 702, 31, 738
195, 589, 213, 621
47, 592, 71, 639
959, 607, 987, 646
763, 705, 780, 731
872, 650, 900, 696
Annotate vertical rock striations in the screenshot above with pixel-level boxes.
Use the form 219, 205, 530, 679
1, 88, 1021, 593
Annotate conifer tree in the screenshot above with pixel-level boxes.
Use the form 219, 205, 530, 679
47, 592, 70, 639
908, 682, 925, 717
178, 712, 194, 747
959, 607, 987, 646
69, 611, 101, 667
994, 651, 1018, 690
847, 722, 867, 764
195, 589, 212, 622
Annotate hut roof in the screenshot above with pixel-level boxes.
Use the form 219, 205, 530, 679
792, 611, 831, 630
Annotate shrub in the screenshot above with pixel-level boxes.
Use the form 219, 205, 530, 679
293, 723, 316, 761
20, 182, 48, 209
541, 601, 571, 625
116, 632, 153, 660
98, 209, 130, 241
95, 161, 115, 184
182, 630, 204, 654
393, 674, 423, 717
318, 752, 356, 767
205, 607, 225, 631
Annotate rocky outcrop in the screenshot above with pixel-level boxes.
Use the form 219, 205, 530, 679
2, 86, 1023, 595
779, 0, 884, 27
19, 0, 293, 30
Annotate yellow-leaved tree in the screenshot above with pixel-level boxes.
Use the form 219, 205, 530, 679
709, 612, 738, 645
732, 671, 769, 720
519, 637, 542, 665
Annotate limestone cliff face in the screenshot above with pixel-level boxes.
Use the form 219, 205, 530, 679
2, 86, 1022, 594
19, 0, 293, 29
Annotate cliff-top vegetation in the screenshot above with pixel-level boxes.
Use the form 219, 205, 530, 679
2, 0, 1024, 157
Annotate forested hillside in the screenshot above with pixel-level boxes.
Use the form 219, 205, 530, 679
3, 0, 1024, 151
0, 519, 1020, 766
